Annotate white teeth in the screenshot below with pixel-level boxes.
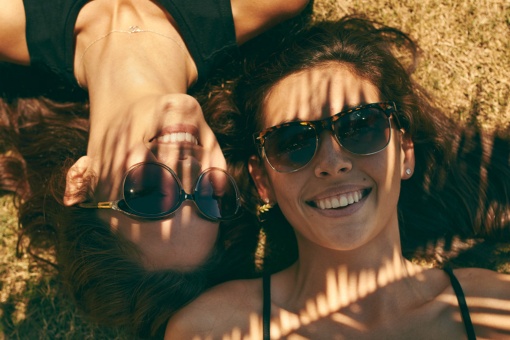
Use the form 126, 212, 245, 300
156, 132, 198, 145
314, 190, 364, 210
348, 194, 354, 204
339, 196, 348, 207
325, 199, 332, 209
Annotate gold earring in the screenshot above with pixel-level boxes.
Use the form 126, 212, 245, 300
257, 199, 274, 216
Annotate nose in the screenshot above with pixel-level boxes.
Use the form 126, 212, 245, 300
172, 156, 202, 192
313, 131, 352, 178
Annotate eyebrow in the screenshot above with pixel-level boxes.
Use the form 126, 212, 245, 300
264, 102, 369, 127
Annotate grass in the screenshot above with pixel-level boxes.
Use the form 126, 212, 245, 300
0, 196, 128, 339
313, 0, 510, 130
1, 1, 509, 338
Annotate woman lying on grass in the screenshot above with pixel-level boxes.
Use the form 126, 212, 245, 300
167, 17, 510, 339
0, 0, 310, 337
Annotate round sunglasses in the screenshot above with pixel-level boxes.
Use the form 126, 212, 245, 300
253, 102, 402, 173
79, 162, 241, 221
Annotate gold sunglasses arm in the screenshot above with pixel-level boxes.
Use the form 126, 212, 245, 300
78, 201, 115, 209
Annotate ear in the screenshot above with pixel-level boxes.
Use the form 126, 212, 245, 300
63, 156, 93, 206
400, 132, 415, 180
248, 155, 275, 203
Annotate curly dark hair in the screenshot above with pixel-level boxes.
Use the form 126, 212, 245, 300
0, 81, 259, 339
0, 6, 317, 336
202, 16, 510, 272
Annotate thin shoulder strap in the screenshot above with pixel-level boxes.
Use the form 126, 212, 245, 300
443, 267, 476, 340
263, 272, 271, 340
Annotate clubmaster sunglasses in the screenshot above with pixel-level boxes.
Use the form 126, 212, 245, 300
253, 101, 402, 173
79, 162, 241, 221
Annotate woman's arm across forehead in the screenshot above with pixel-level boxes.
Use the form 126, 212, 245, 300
231, 0, 311, 44
0, 0, 29, 64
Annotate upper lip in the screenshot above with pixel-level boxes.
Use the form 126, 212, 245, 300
308, 185, 370, 201
306, 185, 371, 209
149, 124, 200, 145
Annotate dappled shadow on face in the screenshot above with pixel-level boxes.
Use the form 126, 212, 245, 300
86, 93, 228, 271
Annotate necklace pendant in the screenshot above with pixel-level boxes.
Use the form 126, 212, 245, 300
128, 25, 143, 33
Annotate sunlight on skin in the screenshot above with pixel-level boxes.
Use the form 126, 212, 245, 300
105, 204, 217, 270
192, 336, 210, 340
229, 327, 242, 340
436, 295, 510, 317
263, 252, 429, 338
305, 299, 319, 323
280, 309, 301, 335
466, 297, 510, 312
162, 221, 171, 240
132, 223, 141, 242
249, 314, 262, 340
330, 313, 367, 332
247, 259, 510, 338
470, 314, 510, 331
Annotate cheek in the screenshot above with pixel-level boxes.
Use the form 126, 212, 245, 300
269, 174, 301, 209
370, 141, 403, 199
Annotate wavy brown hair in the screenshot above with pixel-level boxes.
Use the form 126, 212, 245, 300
203, 16, 510, 272
0, 81, 259, 338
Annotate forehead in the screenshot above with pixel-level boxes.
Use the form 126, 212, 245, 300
262, 63, 380, 128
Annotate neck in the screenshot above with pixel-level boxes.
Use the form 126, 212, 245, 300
73, 0, 198, 103
82, 30, 196, 156
275, 220, 427, 316
83, 31, 194, 97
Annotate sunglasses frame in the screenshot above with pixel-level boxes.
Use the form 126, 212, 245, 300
253, 101, 402, 173
79, 162, 241, 221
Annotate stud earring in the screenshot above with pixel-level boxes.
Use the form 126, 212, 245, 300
405, 168, 412, 176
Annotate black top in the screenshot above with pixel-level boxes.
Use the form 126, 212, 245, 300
262, 268, 476, 339
22, 0, 238, 88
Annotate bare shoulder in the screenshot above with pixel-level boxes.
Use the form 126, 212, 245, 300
230, 0, 310, 44
165, 278, 263, 340
0, 0, 29, 63
451, 268, 510, 338
453, 267, 510, 296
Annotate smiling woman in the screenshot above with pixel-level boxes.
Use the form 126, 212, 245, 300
0, 0, 311, 337
166, 17, 510, 339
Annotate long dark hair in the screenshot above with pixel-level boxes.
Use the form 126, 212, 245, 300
204, 17, 510, 272
0, 69, 259, 338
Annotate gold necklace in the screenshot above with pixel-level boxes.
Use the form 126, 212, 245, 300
77, 25, 188, 88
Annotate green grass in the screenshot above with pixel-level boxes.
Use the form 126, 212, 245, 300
1, 1, 509, 338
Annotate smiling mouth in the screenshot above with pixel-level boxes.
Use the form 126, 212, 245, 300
152, 132, 199, 145
310, 188, 371, 210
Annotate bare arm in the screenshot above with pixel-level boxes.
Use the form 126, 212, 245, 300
231, 0, 310, 45
0, 0, 30, 64
165, 280, 263, 339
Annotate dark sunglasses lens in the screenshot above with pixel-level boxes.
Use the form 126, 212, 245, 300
336, 107, 391, 154
195, 170, 239, 220
123, 164, 180, 216
264, 125, 317, 172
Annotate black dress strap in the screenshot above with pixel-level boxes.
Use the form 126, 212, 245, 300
443, 267, 476, 340
263, 273, 271, 340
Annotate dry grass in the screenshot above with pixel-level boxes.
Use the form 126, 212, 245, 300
313, 0, 510, 130
1, 1, 509, 338
0, 196, 128, 339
